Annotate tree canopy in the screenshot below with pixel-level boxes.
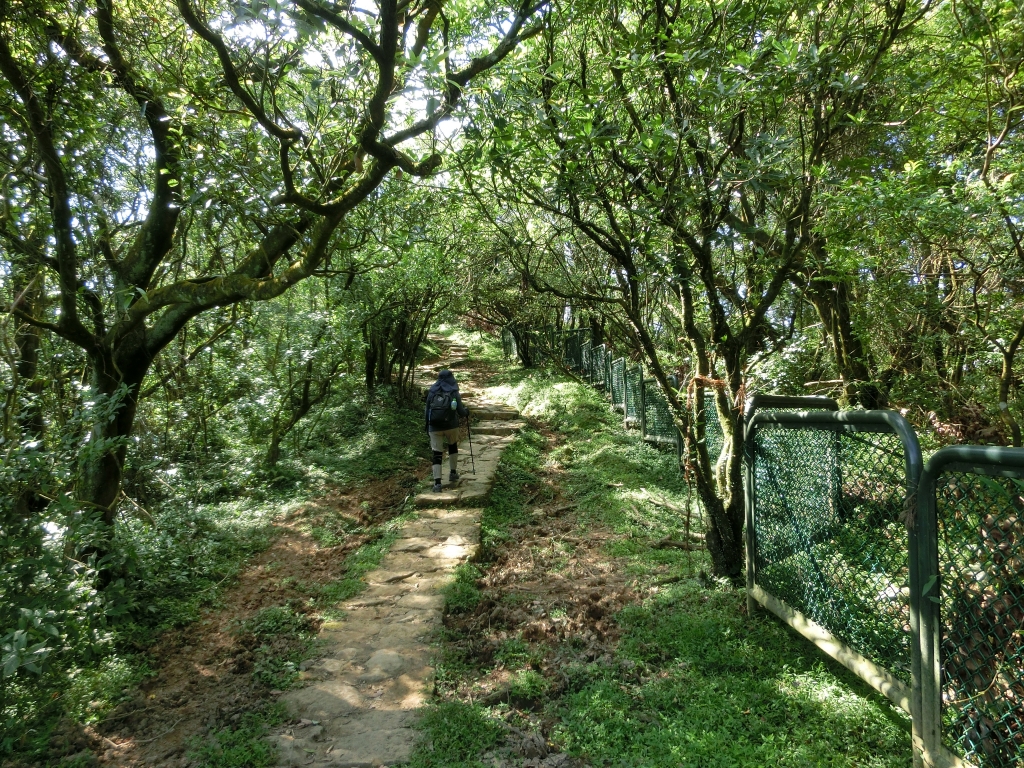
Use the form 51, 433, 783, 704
2, 0, 1023, 746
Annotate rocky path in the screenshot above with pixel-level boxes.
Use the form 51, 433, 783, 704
272, 339, 520, 767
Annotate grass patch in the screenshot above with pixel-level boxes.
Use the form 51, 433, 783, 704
233, 605, 318, 690
406, 701, 506, 768
441, 564, 484, 615
188, 703, 287, 768
315, 511, 412, 613
478, 427, 548, 558
292, 399, 425, 489
553, 580, 910, 767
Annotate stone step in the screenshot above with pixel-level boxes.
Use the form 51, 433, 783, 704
472, 408, 520, 421
412, 434, 512, 508
471, 420, 525, 436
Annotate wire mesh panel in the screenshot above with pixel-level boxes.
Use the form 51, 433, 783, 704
581, 340, 592, 381
563, 331, 580, 370
611, 358, 626, 413
917, 447, 1024, 768
624, 366, 642, 427
593, 344, 607, 389
695, 390, 725, 461
747, 411, 922, 696
643, 379, 678, 447
501, 328, 516, 362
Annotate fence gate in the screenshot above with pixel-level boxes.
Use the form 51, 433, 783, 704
745, 411, 926, 752
918, 446, 1024, 768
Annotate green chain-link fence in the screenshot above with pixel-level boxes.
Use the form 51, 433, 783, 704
503, 331, 725, 459
564, 329, 585, 370
744, 413, 1024, 767
697, 391, 725, 462
504, 323, 1024, 765
610, 358, 626, 414
745, 410, 923, 712
918, 447, 1024, 768
624, 365, 642, 428
644, 379, 678, 448
593, 344, 607, 390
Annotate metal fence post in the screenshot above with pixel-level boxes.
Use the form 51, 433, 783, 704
743, 415, 758, 617
639, 368, 647, 438
915, 456, 942, 768
618, 359, 626, 414
915, 445, 1024, 768
605, 348, 612, 396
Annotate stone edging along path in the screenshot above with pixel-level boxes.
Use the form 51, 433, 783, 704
272, 341, 520, 767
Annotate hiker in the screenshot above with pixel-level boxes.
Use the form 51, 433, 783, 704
425, 369, 470, 492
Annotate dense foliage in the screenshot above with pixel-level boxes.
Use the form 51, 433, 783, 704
456, 0, 1024, 576
1, 0, 1022, 759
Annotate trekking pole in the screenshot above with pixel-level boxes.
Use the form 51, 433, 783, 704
466, 414, 476, 474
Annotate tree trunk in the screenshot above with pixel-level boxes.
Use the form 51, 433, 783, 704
805, 277, 884, 409
998, 320, 1024, 447
510, 326, 534, 367
8, 273, 47, 527
79, 364, 143, 529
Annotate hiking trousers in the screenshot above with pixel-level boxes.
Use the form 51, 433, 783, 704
428, 428, 461, 451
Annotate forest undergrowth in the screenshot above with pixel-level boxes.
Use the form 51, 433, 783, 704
2, 385, 434, 768
409, 365, 914, 768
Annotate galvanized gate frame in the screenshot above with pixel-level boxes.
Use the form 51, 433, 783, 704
743, 393, 839, 422
741, 393, 838, 619
744, 410, 935, 764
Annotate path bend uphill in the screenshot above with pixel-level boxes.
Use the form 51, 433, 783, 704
272, 338, 521, 767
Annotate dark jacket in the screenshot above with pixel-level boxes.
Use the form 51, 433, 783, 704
425, 369, 469, 432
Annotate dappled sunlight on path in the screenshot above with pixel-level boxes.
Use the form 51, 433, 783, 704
271, 337, 523, 766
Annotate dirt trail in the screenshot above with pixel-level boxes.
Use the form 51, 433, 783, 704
271, 339, 522, 767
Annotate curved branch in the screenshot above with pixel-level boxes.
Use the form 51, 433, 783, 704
0, 33, 92, 347
177, 0, 301, 142
94, 0, 182, 289
289, 0, 383, 64
383, 5, 546, 147
4, 306, 63, 336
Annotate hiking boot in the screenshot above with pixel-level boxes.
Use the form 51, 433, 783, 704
449, 470, 460, 482
432, 480, 442, 493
